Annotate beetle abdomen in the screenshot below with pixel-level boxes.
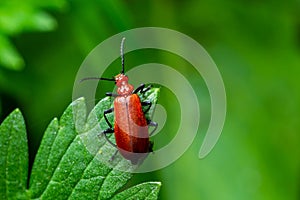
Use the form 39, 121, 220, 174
114, 94, 150, 163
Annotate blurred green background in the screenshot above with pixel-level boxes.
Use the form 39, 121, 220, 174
0, 0, 299, 199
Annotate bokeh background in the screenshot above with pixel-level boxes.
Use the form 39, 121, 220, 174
0, 0, 299, 199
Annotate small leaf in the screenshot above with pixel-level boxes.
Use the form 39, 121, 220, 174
26, 11, 57, 31
0, 109, 29, 199
0, 34, 24, 70
0, 0, 68, 70
111, 182, 162, 200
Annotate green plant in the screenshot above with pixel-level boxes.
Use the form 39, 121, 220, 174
0, 88, 161, 199
0, 0, 67, 70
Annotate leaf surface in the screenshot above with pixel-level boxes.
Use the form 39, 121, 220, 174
0, 88, 160, 199
0, 109, 28, 199
28, 88, 161, 199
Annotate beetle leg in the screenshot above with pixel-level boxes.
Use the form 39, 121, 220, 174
101, 107, 118, 148
103, 107, 114, 128
102, 128, 117, 148
98, 128, 117, 148
141, 100, 152, 114
106, 92, 118, 97
133, 84, 152, 94
149, 141, 154, 152
141, 84, 152, 94
148, 120, 158, 136
109, 150, 119, 162
99, 133, 119, 162
102, 128, 114, 134
133, 84, 145, 94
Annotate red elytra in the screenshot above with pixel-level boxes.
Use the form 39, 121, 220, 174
112, 74, 152, 164
81, 38, 157, 164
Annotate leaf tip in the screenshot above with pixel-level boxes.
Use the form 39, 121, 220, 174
149, 181, 162, 187
13, 108, 21, 113
9, 108, 23, 118
71, 97, 85, 105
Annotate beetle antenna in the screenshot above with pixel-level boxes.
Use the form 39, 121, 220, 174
80, 77, 115, 82
120, 37, 126, 74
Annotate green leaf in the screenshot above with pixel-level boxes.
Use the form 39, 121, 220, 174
24, 11, 57, 32
111, 182, 162, 200
0, 0, 67, 70
0, 88, 160, 199
0, 34, 24, 70
28, 87, 161, 199
28, 97, 130, 199
140, 88, 160, 121
0, 109, 29, 200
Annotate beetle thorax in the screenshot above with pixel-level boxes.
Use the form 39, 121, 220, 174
115, 74, 134, 95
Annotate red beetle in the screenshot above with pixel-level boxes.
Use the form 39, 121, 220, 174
82, 38, 157, 164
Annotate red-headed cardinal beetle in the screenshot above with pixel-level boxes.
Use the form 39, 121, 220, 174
81, 38, 157, 164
